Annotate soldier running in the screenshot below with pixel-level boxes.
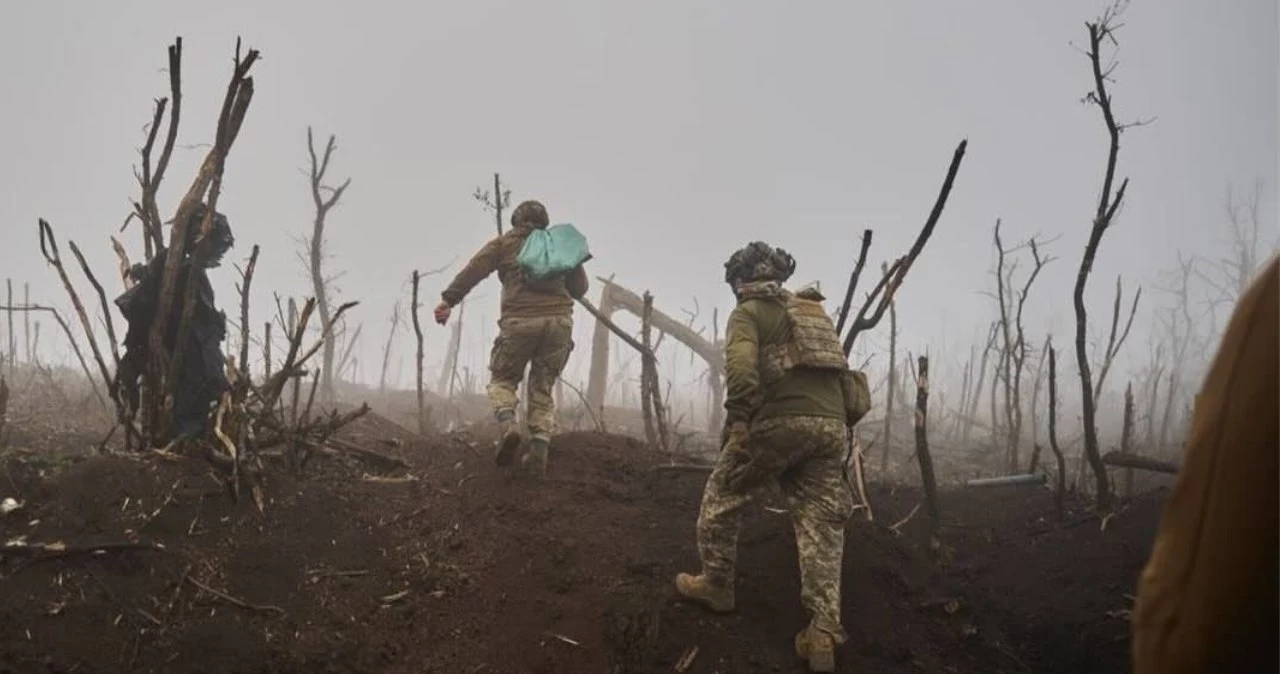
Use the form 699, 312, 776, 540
434, 200, 589, 477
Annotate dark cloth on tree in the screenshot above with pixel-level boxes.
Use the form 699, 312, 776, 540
115, 251, 229, 439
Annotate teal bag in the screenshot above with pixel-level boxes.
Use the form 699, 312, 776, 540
517, 223, 592, 280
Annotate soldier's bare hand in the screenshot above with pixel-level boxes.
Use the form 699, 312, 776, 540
433, 301, 452, 325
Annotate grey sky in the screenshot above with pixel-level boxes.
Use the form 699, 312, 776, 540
1, 0, 1275, 409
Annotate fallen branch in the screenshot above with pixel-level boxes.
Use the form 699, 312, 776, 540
322, 436, 411, 470
576, 296, 652, 358
1101, 451, 1178, 474
654, 463, 714, 473
964, 474, 1047, 489
1, 540, 164, 562
185, 575, 284, 615
890, 502, 922, 534
558, 377, 604, 432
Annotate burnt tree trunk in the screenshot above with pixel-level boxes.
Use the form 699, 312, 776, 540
1047, 345, 1067, 520
881, 274, 897, 473
1073, 8, 1138, 512
914, 355, 939, 537
1121, 381, 1136, 499
411, 270, 427, 435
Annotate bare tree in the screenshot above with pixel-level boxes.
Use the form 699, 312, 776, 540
23, 283, 30, 364
1026, 333, 1051, 472
473, 173, 512, 236
438, 300, 465, 396
1047, 343, 1067, 520
410, 270, 428, 435
1072, 2, 1148, 510
989, 220, 1052, 472
1120, 381, 1136, 499
1198, 180, 1276, 310
5, 279, 13, 374
962, 322, 999, 445
304, 126, 352, 404
880, 262, 898, 474
379, 301, 402, 396
1154, 254, 1197, 454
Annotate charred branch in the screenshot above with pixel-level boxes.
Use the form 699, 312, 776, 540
842, 140, 968, 353
834, 230, 873, 336
37, 221, 114, 409
235, 245, 260, 382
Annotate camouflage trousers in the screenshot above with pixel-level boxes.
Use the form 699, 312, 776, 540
487, 315, 574, 442
696, 415, 854, 641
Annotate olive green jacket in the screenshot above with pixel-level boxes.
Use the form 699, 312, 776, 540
722, 282, 846, 426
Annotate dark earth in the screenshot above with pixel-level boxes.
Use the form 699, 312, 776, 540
0, 412, 1160, 674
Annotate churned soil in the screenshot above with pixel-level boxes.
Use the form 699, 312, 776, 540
0, 414, 1160, 673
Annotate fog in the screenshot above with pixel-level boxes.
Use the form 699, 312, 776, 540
0, 1, 1275, 471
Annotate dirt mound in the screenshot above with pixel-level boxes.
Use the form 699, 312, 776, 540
0, 421, 1162, 674
0, 427, 1015, 674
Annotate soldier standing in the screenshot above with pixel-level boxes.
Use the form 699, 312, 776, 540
675, 241, 867, 672
434, 200, 588, 476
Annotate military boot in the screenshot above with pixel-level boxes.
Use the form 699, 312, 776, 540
494, 411, 521, 467
521, 438, 549, 478
794, 626, 837, 673
674, 573, 735, 613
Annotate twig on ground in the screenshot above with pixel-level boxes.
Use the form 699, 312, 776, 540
185, 575, 284, 615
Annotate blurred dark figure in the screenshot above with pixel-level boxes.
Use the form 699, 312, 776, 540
114, 204, 235, 440
1131, 254, 1277, 674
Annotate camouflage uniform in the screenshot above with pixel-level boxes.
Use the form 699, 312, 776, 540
487, 314, 574, 443
440, 200, 587, 469
697, 414, 853, 638
678, 241, 865, 672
